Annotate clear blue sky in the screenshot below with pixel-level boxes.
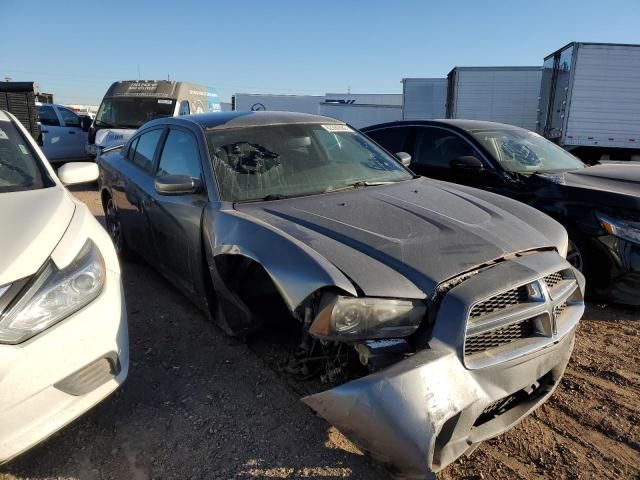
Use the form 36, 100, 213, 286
1, 0, 639, 105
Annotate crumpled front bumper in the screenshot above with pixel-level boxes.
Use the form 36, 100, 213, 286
303, 251, 584, 479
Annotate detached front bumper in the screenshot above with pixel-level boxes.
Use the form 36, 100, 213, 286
304, 251, 584, 479
0, 270, 129, 464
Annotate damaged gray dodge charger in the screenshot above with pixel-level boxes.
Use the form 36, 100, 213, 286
98, 111, 585, 478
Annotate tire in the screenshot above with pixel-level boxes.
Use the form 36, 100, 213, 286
566, 239, 584, 272
104, 195, 134, 260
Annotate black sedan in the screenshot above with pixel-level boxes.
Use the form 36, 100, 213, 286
97, 111, 584, 478
363, 120, 640, 305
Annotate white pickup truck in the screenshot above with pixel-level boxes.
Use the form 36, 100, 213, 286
36, 103, 91, 163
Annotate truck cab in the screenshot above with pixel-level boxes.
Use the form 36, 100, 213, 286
36, 103, 91, 163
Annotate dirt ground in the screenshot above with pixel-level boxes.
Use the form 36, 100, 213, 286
1, 186, 638, 480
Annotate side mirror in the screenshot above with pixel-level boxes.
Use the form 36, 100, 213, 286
450, 156, 483, 170
155, 175, 199, 195
80, 116, 92, 132
57, 162, 99, 186
395, 152, 412, 167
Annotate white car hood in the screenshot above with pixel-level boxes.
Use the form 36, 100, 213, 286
0, 187, 75, 286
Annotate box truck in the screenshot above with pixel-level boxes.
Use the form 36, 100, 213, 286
446, 67, 542, 130
538, 42, 640, 162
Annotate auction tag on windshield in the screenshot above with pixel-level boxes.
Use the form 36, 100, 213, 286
0, 128, 7, 140
157, 99, 172, 104
321, 124, 352, 133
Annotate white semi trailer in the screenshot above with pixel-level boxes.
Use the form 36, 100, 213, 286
538, 42, 640, 162
401, 78, 447, 120
446, 66, 542, 131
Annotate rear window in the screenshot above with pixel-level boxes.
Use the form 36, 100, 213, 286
0, 119, 48, 193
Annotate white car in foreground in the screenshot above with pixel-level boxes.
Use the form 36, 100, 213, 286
0, 110, 128, 463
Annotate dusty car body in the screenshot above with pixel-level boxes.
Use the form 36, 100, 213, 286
97, 111, 585, 478
363, 119, 640, 305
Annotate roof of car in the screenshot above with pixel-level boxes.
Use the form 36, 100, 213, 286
364, 119, 525, 133
168, 111, 345, 130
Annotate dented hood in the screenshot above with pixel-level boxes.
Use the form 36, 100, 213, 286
237, 178, 561, 298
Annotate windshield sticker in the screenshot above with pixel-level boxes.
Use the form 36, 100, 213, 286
321, 124, 352, 133
157, 99, 172, 104
18, 144, 28, 154
0, 128, 7, 140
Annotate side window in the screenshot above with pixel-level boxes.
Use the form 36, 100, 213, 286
178, 100, 190, 116
37, 105, 60, 126
132, 129, 163, 172
366, 127, 410, 154
126, 137, 140, 162
157, 129, 201, 179
414, 128, 476, 167
58, 107, 81, 127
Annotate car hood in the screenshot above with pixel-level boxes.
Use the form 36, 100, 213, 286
533, 163, 640, 211
0, 187, 75, 286
237, 178, 560, 298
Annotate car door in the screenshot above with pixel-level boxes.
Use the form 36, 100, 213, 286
37, 104, 66, 161
146, 126, 208, 295
55, 106, 88, 159
113, 127, 165, 262
410, 126, 503, 189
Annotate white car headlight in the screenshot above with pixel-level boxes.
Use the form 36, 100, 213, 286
0, 240, 105, 344
596, 213, 640, 244
309, 296, 426, 341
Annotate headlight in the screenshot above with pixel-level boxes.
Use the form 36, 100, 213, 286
309, 296, 426, 341
0, 240, 105, 344
596, 213, 640, 244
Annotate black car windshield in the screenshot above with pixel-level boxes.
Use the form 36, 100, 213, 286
471, 129, 585, 173
0, 118, 47, 193
95, 97, 176, 128
207, 123, 413, 202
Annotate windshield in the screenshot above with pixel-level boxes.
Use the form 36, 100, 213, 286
0, 120, 47, 193
471, 129, 585, 173
95, 97, 176, 129
208, 123, 413, 202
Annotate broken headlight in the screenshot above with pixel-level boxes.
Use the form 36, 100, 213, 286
597, 213, 640, 244
0, 240, 105, 344
309, 296, 426, 341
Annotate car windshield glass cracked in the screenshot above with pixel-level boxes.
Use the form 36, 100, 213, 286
472, 129, 585, 173
207, 123, 412, 201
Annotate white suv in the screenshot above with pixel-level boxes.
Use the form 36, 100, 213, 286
0, 110, 128, 463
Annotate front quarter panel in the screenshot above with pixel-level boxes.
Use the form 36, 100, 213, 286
202, 204, 358, 318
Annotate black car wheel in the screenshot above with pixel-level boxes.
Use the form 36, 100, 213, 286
567, 239, 584, 272
105, 197, 128, 256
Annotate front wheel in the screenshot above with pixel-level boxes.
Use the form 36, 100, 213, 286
566, 239, 584, 272
105, 196, 133, 259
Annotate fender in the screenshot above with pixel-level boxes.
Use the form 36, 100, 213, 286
201, 204, 358, 335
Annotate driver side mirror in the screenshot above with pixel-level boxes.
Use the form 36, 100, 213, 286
155, 175, 200, 195
450, 156, 483, 171
395, 152, 412, 167
80, 116, 92, 132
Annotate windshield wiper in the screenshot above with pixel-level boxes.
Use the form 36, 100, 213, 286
324, 180, 397, 193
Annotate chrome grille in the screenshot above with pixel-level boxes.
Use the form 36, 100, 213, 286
469, 285, 529, 318
544, 272, 564, 290
465, 319, 534, 355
